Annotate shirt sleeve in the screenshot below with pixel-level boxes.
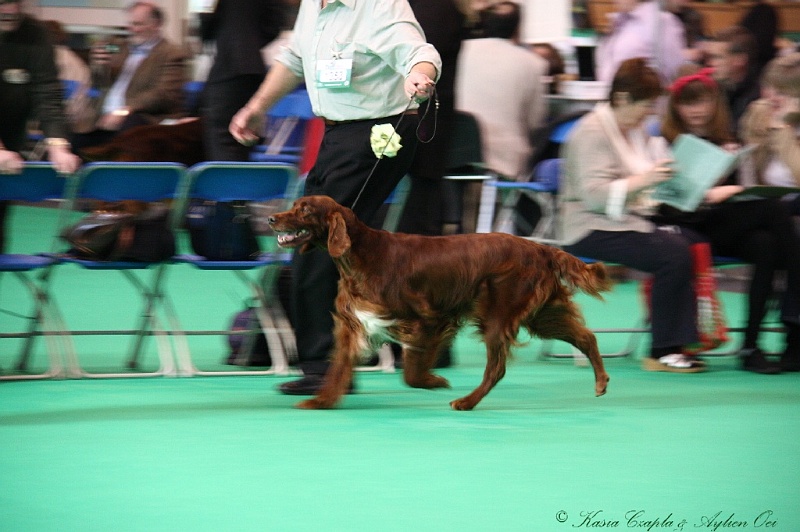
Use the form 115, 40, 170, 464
366, 1, 442, 81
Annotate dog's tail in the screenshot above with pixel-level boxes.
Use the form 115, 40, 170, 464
553, 249, 613, 299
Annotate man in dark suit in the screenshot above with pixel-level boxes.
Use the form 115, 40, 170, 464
199, 0, 286, 161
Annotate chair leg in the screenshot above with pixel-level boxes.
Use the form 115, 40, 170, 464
538, 319, 648, 361
0, 271, 65, 381
475, 181, 497, 234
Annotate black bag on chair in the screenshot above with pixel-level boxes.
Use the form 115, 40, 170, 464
61, 211, 134, 260
61, 202, 175, 261
185, 200, 260, 260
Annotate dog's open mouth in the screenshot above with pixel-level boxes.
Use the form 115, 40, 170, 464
275, 229, 311, 248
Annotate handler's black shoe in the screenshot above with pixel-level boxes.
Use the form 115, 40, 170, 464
740, 348, 781, 374
278, 374, 355, 395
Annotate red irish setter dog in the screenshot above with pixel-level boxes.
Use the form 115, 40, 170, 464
269, 195, 611, 410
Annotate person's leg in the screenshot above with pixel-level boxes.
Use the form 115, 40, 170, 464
563, 229, 700, 366
700, 200, 797, 372
282, 115, 419, 394
202, 75, 264, 161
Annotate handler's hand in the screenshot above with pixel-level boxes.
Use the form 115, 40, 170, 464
229, 106, 264, 147
0, 149, 24, 174
405, 71, 435, 103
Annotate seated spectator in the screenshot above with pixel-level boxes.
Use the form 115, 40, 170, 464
706, 26, 761, 135
594, 0, 687, 85
41, 19, 93, 134
455, 1, 547, 182
740, 52, 800, 197
70, 1, 188, 150
559, 58, 706, 373
657, 68, 800, 373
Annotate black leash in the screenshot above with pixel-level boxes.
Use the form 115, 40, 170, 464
350, 89, 438, 211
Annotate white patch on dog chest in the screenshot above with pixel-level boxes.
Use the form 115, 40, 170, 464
354, 309, 396, 343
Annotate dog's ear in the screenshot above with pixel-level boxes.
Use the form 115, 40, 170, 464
327, 211, 351, 258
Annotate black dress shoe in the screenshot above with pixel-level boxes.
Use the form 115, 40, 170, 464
278, 374, 355, 395
781, 356, 800, 372
781, 324, 800, 372
740, 348, 782, 375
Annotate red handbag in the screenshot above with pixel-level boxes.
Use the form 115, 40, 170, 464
642, 242, 729, 354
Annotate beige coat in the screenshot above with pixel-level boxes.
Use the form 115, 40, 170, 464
558, 111, 657, 245
455, 38, 547, 181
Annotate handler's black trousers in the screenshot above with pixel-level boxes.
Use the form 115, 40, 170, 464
292, 114, 419, 375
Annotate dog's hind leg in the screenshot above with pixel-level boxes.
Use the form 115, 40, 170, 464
526, 302, 609, 397
402, 343, 451, 390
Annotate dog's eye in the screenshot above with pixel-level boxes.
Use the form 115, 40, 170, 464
301, 205, 311, 215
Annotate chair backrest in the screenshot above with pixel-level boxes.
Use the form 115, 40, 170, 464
182, 81, 205, 115
185, 162, 297, 203
75, 162, 186, 203
532, 158, 562, 192
0, 163, 66, 202
445, 111, 484, 171
527, 110, 588, 170
262, 89, 316, 156
381, 176, 410, 232
268, 89, 315, 120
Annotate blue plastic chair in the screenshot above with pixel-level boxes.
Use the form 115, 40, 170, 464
55, 162, 187, 378
250, 89, 315, 164
0, 163, 69, 380
171, 162, 299, 376
484, 158, 563, 240
182, 80, 205, 115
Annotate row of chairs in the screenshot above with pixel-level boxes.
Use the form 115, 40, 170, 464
0, 161, 300, 381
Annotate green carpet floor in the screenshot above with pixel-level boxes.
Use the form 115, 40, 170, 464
1, 205, 798, 531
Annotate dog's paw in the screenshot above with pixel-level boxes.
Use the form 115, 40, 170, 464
449, 397, 476, 411
426, 374, 451, 389
405, 373, 451, 389
296, 398, 336, 410
595, 374, 609, 397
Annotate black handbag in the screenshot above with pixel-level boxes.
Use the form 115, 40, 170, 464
61, 210, 135, 260
62, 203, 175, 262
185, 200, 260, 261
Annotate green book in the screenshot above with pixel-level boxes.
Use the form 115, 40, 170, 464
651, 134, 752, 212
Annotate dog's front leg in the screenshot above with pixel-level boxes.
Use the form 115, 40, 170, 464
296, 318, 359, 410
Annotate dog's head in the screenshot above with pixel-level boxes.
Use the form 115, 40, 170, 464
268, 195, 355, 257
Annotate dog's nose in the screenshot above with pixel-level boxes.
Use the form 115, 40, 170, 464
267, 216, 276, 225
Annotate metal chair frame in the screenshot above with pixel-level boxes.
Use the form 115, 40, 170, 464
169, 161, 300, 377
53, 162, 187, 378
0, 163, 71, 380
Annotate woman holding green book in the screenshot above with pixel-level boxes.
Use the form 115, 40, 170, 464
656, 67, 800, 374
